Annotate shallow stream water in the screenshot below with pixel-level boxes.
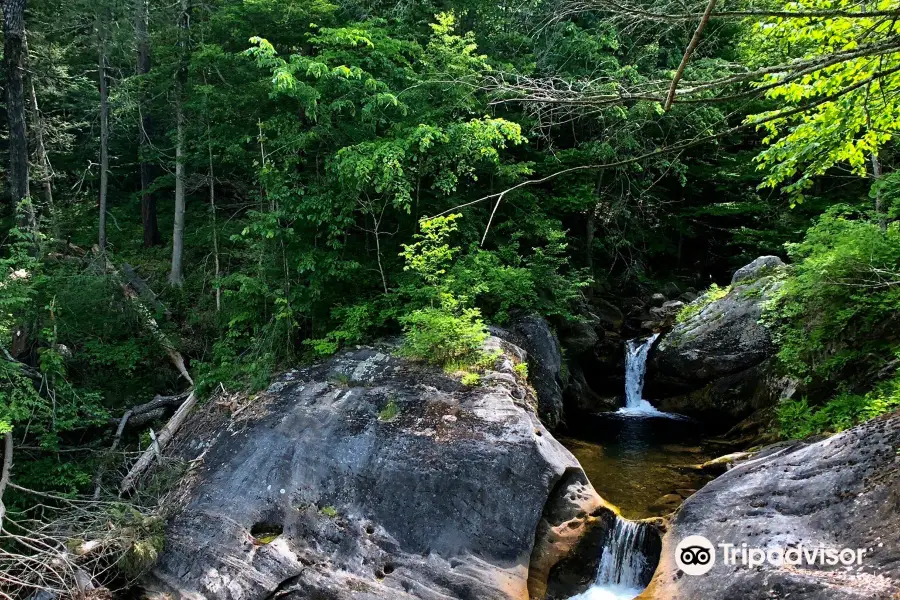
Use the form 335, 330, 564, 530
560, 413, 717, 520
560, 335, 723, 599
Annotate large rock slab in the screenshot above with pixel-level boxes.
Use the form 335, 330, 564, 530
144, 339, 615, 600
642, 412, 900, 599
644, 257, 786, 423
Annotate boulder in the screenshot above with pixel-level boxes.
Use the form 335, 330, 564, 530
556, 318, 600, 359
643, 412, 900, 600
507, 315, 566, 429
731, 255, 784, 285
649, 293, 666, 307
653, 360, 786, 425
592, 298, 624, 331
644, 258, 786, 423
144, 339, 615, 600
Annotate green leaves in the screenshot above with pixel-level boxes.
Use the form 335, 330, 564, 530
765, 211, 900, 384
745, 1, 900, 201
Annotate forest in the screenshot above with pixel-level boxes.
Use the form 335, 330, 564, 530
1, 0, 899, 597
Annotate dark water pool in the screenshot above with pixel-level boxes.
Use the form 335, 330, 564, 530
560, 412, 719, 520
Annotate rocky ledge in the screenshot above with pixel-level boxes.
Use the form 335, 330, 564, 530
643, 412, 900, 599
142, 337, 622, 600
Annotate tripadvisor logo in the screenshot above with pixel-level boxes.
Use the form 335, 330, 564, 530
675, 535, 867, 576
675, 536, 716, 575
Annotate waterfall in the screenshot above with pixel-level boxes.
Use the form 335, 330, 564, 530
617, 334, 663, 416
569, 518, 654, 600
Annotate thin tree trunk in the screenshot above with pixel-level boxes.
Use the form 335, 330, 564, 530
168, 0, 190, 286
0, 432, 12, 531
26, 59, 53, 210
135, 0, 159, 247
169, 99, 186, 285
3, 0, 35, 233
207, 118, 221, 311
98, 21, 110, 253
871, 152, 887, 231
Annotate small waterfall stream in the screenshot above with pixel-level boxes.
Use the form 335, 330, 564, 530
570, 518, 655, 600
617, 334, 664, 416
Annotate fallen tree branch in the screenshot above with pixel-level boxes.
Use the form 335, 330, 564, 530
92, 246, 193, 386
104, 392, 191, 426
120, 391, 199, 495
1, 347, 40, 381
94, 391, 191, 499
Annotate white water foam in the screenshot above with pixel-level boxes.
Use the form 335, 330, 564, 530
569, 519, 652, 600
616, 334, 684, 419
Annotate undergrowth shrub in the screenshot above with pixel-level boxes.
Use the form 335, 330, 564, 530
400, 300, 488, 366
777, 369, 900, 438
765, 208, 900, 385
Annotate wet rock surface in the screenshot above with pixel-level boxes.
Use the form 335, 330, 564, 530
143, 339, 613, 600
643, 412, 900, 600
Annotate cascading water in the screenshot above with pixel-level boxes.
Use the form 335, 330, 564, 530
617, 334, 664, 416
569, 518, 656, 600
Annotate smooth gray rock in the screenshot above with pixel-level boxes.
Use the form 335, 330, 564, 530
144, 339, 611, 600
646, 258, 784, 410
731, 255, 784, 285
646, 412, 900, 599
508, 315, 565, 429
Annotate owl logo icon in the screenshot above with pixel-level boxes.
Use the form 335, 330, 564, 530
675, 536, 716, 575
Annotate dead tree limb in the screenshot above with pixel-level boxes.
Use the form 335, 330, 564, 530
664, 0, 717, 112
120, 391, 198, 495
93, 246, 193, 385
94, 391, 190, 499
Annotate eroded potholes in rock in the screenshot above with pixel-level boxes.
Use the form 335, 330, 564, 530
250, 521, 283, 544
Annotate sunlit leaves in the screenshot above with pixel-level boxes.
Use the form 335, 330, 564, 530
745, 0, 900, 201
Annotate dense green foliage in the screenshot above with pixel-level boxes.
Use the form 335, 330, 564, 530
777, 371, 900, 438
2, 0, 900, 590
768, 210, 900, 385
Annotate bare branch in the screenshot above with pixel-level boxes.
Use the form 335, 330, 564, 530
664, 0, 718, 111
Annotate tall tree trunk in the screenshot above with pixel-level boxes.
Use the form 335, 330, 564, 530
3, 0, 35, 232
871, 153, 887, 232
169, 97, 185, 285
23, 33, 52, 213
98, 21, 110, 253
135, 0, 159, 247
28, 80, 53, 210
168, 0, 189, 286
206, 115, 221, 311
